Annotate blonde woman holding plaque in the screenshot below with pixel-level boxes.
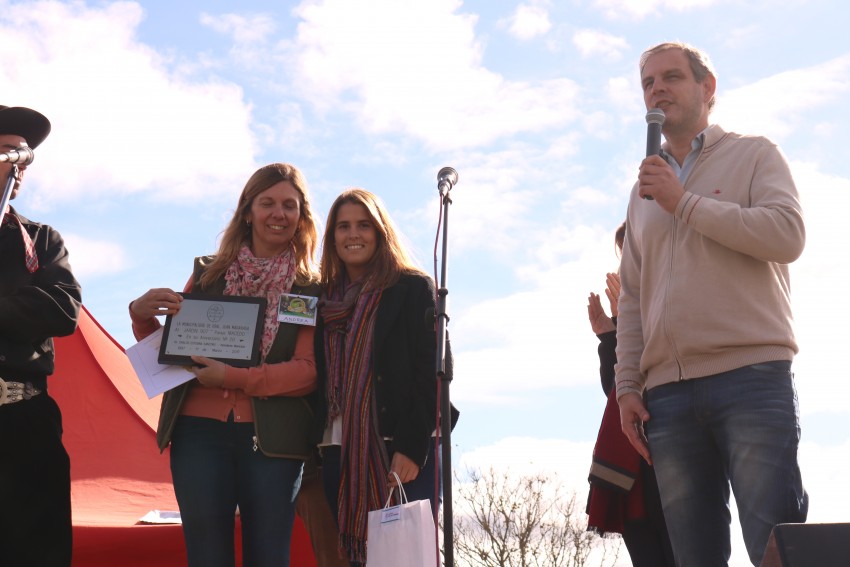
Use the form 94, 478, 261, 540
130, 163, 320, 567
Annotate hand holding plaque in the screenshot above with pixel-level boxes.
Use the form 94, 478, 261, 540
158, 293, 266, 368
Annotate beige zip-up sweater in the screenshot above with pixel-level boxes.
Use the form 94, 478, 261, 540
615, 124, 805, 398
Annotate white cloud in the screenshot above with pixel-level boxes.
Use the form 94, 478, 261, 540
458, 436, 594, 486
435, 149, 543, 255
199, 11, 280, 71
784, 161, 850, 416
450, 222, 622, 401
0, 1, 257, 207
502, 2, 552, 41
591, 0, 719, 20
200, 12, 276, 45
284, 0, 580, 150
572, 29, 629, 62
605, 75, 644, 120
63, 233, 128, 278
713, 54, 850, 143
719, 24, 762, 50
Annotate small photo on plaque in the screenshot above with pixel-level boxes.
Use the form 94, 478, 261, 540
277, 293, 318, 326
158, 293, 266, 368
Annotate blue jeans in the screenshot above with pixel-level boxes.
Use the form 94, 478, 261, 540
170, 415, 304, 567
646, 361, 808, 567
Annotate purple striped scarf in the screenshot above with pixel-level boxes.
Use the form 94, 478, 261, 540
322, 280, 388, 563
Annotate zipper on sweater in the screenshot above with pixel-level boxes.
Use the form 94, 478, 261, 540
252, 435, 259, 452
662, 142, 708, 384
664, 216, 684, 375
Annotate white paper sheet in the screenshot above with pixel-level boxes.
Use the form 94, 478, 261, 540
138, 509, 182, 524
126, 327, 195, 399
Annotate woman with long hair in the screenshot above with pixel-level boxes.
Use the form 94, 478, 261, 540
129, 163, 320, 567
315, 188, 457, 565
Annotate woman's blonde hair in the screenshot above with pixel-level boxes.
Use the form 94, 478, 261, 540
199, 163, 319, 289
319, 188, 424, 291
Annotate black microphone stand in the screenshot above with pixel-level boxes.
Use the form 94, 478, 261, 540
435, 167, 457, 567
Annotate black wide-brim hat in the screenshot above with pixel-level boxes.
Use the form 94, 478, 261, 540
0, 105, 51, 149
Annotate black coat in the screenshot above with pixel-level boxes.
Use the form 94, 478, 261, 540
315, 272, 458, 467
0, 207, 81, 387
597, 326, 617, 396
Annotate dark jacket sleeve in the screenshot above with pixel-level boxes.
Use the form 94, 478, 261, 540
0, 222, 81, 342
0, 218, 81, 379
597, 326, 617, 397
372, 274, 444, 467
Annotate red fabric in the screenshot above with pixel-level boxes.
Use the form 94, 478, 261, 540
586, 388, 646, 534
51, 305, 316, 566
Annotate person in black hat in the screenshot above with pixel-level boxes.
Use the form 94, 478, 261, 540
0, 105, 82, 566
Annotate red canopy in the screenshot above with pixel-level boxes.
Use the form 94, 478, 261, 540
52, 305, 316, 566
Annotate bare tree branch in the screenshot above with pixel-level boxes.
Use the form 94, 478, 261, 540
444, 467, 621, 567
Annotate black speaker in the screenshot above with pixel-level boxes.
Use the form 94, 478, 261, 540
761, 523, 850, 567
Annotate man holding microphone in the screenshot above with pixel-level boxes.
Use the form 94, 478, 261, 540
615, 43, 808, 567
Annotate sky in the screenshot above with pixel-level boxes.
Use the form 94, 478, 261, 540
4, 0, 849, 564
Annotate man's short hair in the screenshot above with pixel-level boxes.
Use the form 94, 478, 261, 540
640, 42, 717, 111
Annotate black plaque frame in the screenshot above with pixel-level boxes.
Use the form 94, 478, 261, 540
158, 293, 266, 368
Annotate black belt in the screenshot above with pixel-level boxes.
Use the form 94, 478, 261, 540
0, 378, 43, 406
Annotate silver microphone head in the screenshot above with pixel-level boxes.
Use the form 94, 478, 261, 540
437, 167, 458, 194
646, 108, 666, 125
437, 167, 458, 186
0, 146, 35, 165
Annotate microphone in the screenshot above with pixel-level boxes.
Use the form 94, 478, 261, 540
0, 146, 34, 166
643, 108, 665, 200
646, 108, 665, 157
437, 167, 458, 195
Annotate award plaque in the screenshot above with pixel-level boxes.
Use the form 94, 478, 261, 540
158, 293, 266, 368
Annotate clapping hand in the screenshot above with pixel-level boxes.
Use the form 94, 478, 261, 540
588, 272, 621, 334
587, 292, 615, 334
604, 272, 621, 317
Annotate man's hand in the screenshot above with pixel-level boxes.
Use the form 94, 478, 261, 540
618, 392, 653, 464
638, 154, 685, 213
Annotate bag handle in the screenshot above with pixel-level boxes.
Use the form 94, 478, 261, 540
383, 471, 409, 508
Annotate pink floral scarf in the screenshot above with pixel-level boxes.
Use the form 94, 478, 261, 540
223, 244, 296, 359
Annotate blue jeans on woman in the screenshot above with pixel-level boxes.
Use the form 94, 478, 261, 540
170, 415, 304, 567
645, 361, 808, 567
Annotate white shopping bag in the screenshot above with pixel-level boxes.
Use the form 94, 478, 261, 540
365, 473, 438, 567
